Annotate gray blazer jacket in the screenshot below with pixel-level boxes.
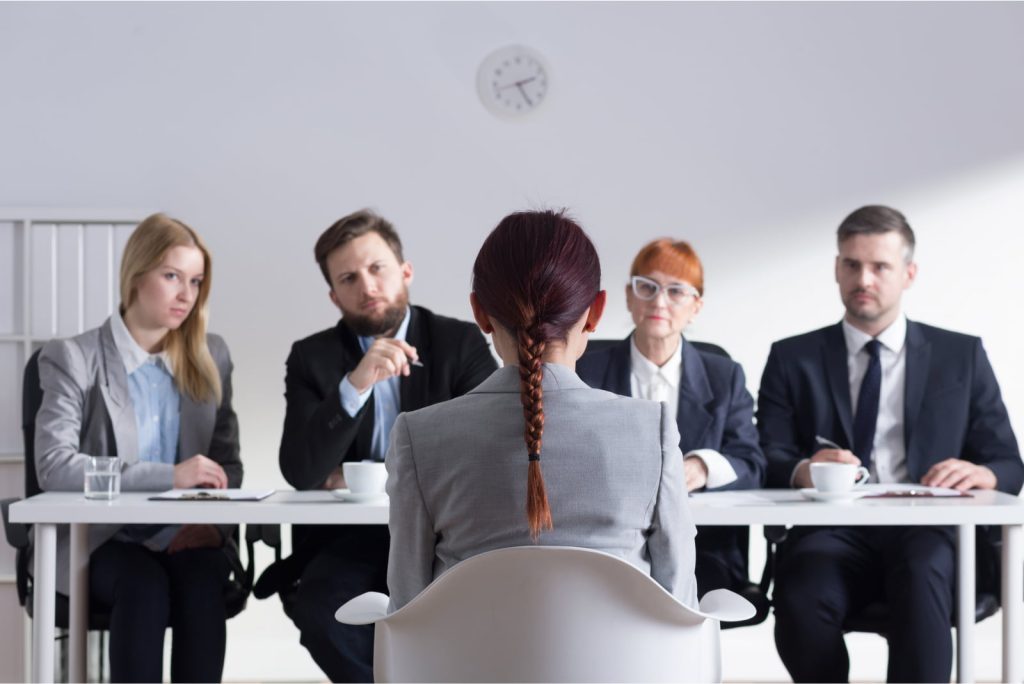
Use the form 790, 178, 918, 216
386, 363, 698, 611
34, 317, 242, 593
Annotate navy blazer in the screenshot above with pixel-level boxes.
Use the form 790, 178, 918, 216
577, 335, 765, 491
757, 320, 1023, 493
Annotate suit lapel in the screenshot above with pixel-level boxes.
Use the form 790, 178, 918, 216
677, 339, 713, 453
604, 336, 634, 397
903, 320, 930, 454
400, 307, 432, 411
98, 321, 139, 465
822, 323, 854, 446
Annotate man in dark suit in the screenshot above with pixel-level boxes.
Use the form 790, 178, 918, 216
757, 205, 1022, 683
275, 209, 498, 682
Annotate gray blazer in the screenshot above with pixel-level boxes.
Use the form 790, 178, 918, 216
34, 317, 242, 593
386, 363, 698, 611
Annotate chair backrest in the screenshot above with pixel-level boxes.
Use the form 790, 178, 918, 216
371, 546, 725, 683
22, 348, 44, 498
584, 337, 731, 360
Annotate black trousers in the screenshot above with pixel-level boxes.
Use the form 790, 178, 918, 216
772, 525, 956, 683
89, 539, 231, 683
695, 525, 748, 596
285, 528, 390, 683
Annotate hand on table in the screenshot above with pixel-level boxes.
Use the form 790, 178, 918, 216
347, 338, 419, 393
684, 456, 709, 492
174, 454, 228, 489
921, 459, 996, 491
322, 467, 346, 490
167, 524, 223, 554
793, 448, 862, 489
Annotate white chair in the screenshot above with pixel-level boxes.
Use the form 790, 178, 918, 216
336, 545, 755, 683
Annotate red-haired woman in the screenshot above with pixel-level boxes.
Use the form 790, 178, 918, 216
385, 211, 698, 611
577, 239, 765, 597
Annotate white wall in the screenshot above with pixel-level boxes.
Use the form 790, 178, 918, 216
2, 2, 1023, 681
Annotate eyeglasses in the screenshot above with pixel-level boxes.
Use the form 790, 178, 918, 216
630, 275, 700, 306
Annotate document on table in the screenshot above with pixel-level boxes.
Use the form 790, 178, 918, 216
861, 483, 972, 498
149, 488, 276, 501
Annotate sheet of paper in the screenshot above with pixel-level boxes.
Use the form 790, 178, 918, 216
861, 483, 970, 498
149, 488, 276, 501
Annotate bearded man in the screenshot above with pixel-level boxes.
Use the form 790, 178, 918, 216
272, 209, 497, 682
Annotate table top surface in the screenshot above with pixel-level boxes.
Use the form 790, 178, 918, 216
10, 487, 1024, 526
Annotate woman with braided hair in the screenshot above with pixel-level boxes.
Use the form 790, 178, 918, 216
385, 209, 698, 611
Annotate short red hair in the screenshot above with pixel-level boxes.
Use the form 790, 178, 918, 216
629, 239, 704, 296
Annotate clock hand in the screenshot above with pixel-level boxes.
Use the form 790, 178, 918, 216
496, 76, 537, 91
516, 82, 533, 107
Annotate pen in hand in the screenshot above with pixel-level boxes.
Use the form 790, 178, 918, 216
815, 435, 842, 450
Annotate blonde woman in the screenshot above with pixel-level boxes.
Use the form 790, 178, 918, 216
35, 213, 241, 682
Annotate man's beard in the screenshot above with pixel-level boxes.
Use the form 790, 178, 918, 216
343, 290, 409, 337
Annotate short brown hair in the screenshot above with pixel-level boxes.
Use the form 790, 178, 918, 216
837, 205, 916, 261
314, 209, 404, 284
630, 238, 705, 296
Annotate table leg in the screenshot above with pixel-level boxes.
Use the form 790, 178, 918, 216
1003, 524, 1022, 683
32, 523, 56, 684
957, 524, 975, 683
69, 523, 89, 683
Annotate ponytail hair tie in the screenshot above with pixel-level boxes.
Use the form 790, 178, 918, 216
528, 452, 541, 462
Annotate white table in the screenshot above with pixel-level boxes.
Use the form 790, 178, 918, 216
10, 490, 387, 683
689, 488, 1024, 684
11, 488, 1024, 683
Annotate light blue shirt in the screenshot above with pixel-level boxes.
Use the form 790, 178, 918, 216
339, 308, 411, 462
110, 313, 180, 549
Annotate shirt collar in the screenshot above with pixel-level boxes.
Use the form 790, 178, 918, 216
110, 312, 171, 375
841, 314, 907, 356
629, 334, 683, 387
358, 307, 412, 353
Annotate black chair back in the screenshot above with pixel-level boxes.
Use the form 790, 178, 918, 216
22, 348, 43, 498
584, 337, 731, 360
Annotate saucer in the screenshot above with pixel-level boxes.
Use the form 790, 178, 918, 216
331, 489, 387, 503
800, 488, 869, 503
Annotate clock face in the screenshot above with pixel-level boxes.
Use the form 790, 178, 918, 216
476, 45, 550, 117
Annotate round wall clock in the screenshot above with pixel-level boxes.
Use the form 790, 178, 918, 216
476, 45, 550, 117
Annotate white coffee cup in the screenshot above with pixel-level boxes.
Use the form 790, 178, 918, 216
343, 461, 387, 495
810, 462, 870, 493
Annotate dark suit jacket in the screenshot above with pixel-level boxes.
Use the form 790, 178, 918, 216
278, 305, 498, 557
757, 320, 1022, 494
577, 335, 766, 589
577, 335, 765, 490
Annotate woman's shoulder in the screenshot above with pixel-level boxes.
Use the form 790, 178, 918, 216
40, 325, 104, 363
37, 324, 108, 389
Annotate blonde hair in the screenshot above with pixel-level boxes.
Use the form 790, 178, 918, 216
119, 213, 221, 404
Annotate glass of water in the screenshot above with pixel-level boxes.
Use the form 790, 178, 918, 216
84, 456, 121, 500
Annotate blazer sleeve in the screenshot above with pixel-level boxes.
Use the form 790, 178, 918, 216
278, 341, 366, 490
385, 413, 436, 612
35, 338, 174, 491
962, 340, 1023, 494
452, 326, 499, 395
648, 402, 699, 609
208, 335, 242, 488
709, 361, 766, 490
756, 343, 806, 488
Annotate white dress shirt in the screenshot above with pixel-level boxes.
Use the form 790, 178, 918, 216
842, 316, 909, 484
629, 336, 737, 489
